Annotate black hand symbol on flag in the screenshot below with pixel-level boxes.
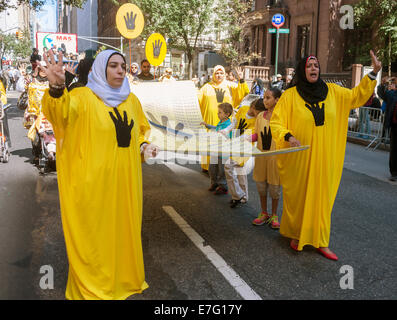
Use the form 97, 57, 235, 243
153, 40, 162, 58
237, 118, 248, 136
305, 102, 325, 126
214, 88, 225, 103
261, 126, 272, 151
124, 12, 137, 31
147, 112, 185, 136
109, 108, 134, 148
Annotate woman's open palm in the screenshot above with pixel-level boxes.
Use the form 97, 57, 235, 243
43, 50, 65, 86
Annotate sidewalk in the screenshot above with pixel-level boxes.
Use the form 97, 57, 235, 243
344, 141, 396, 185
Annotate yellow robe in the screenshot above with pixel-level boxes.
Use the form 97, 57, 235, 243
253, 112, 279, 185
198, 79, 249, 170
230, 105, 257, 167
0, 81, 6, 105
24, 80, 49, 129
270, 75, 376, 251
42, 87, 150, 300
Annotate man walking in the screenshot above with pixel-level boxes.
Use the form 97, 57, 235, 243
378, 78, 397, 181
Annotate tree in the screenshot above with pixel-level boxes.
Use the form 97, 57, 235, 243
112, 0, 215, 79
0, 0, 86, 13
214, 0, 254, 67
0, 29, 33, 69
0, 33, 16, 69
345, 0, 397, 75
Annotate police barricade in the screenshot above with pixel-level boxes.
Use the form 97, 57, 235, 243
347, 107, 385, 150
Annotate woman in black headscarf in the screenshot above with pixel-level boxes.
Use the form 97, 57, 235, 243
270, 51, 381, 260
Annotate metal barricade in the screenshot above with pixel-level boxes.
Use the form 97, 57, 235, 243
347, 107, 386, 150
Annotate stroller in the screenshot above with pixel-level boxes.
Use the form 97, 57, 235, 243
30, 114, 56, 173
0, 103, 11, 163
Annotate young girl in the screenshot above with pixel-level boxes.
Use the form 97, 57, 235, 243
201, 102, 234, 194
251, 88, 282, 228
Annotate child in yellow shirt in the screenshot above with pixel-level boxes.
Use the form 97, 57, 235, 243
250, 88, 282, 228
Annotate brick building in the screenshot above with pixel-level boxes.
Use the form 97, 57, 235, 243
242, 0, 359, 74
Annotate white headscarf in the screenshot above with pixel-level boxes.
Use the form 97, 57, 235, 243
86, 50, 130, 108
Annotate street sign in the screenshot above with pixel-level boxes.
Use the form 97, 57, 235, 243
269, 28, 289, 34
145, 33, 167, 67
272, 14, 285, 29
116, 3, 144, 39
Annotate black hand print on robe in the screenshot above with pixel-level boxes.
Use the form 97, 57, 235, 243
109, 108, 134, 148
237, 118, 248, 136
305, 102, 325, 126
214, 88, 225, 103
261, 126, 272, 151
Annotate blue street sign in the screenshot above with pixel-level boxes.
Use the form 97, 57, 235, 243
272, 14, 285, 28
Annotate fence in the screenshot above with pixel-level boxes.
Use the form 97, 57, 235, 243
347, 107, 389, 150
322, 73, 352, 88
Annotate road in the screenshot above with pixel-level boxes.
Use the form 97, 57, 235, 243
0, 90, 396, 300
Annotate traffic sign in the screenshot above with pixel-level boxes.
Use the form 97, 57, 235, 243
145, 33, 167, 67
272, 14, 285, 29
116, 3, 144, 39
269, 28, 289, 34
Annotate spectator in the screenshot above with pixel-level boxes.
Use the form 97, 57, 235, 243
137, 59, 154, 81
250, 78, 265, 98
200, 73, 206, 87
159, 68, 176, 82
271, 74, 284, 91
377, 77, 397, 181
30, 48, 41, 72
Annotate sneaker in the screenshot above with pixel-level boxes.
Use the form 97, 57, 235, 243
252, 212, 270, 226
230, 199, 245, 208
268, 215, 280, 229
214, 186, 228, 195
208, 183, 218, 191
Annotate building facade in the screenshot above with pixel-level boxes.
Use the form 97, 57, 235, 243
242, 0, 359, 74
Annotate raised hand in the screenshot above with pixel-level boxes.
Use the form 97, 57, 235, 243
260, 126, 272, 151
305, 102, 325, 127
214, 88, 225, 103
42, 49, 65, 86
370, 50, 382, 74
153, 40, 162, 58
65, 62, 78, 75
124, 12, 137, 31
234, 66, 244, 81
109, 108, 134, 148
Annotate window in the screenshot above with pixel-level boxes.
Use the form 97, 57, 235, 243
296, 24, 310, 60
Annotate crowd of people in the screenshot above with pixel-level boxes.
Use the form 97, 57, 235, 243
0, 45, 391, 299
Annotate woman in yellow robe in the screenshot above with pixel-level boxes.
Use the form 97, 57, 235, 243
198, 65, 249, 170
270, 51, 381, 260
0, 80, 6, 105
42, 50, 159, 299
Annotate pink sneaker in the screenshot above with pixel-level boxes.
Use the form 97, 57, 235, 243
252, 212, 270, 226
268, 215, 280, 229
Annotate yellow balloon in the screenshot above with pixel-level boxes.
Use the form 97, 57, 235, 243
116, 3, 144, 39
145, 33, 167, 67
